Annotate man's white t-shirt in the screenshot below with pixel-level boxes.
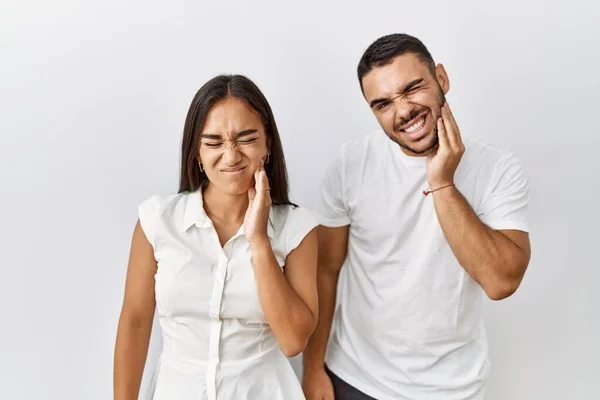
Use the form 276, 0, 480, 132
314, 131, 529, 400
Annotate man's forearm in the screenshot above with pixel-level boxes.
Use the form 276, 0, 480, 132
302, 267, 339, 371
432, 186, 527, 299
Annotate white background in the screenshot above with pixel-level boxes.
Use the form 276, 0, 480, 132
1, 0, 598, 399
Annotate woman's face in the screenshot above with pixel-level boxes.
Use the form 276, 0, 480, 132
198, 97, 270, 195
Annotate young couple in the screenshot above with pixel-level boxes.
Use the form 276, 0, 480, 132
114, 33, 531, 400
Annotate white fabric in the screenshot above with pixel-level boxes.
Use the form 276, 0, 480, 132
314, 131, 529, 400
138, 189, 318, 400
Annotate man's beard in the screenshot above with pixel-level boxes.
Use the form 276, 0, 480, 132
393, 123, 439, 155
387, 88, 446, 155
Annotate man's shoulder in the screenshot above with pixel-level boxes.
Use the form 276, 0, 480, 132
462, 136, 518, 168
459, 136, 526, 194
338, 130, 387, 161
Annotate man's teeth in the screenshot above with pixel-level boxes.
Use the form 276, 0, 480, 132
404, 116, 425, 133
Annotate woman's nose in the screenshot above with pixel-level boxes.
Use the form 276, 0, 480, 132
222, 145, 242, 165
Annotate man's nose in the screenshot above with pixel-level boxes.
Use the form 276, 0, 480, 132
393, 97, 415, 126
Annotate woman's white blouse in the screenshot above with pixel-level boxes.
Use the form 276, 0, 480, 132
138, 190, 318, 399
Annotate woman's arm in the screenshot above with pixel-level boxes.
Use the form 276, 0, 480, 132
250, 228, 319, 357
113, 221, 157, 400
244, 164, 318, 356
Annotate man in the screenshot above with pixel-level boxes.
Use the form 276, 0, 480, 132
302, 33, 531, 400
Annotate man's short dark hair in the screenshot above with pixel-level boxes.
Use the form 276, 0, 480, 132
357, 33, 436, 93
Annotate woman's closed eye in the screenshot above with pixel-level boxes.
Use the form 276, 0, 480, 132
239, 138, 258, 145
204, 138, 259, 148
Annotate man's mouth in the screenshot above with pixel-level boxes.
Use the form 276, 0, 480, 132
400, 113, 427, 132
398, 113, 429, 138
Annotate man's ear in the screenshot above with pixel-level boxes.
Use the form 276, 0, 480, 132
435, 63, 450, 95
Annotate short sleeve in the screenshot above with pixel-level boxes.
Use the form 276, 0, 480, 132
137, 195, 164, 248
314, 147, 351, 227
284, 207, 319, 255
478, 154, 530, 232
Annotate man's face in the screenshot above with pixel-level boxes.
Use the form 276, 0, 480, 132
362, 53, 449, 156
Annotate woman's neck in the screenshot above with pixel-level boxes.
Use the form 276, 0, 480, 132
202, 184, 248, 223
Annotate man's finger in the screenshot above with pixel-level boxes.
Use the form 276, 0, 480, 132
437, 116, 449, 151
444, 103, 463, 149
441, 104, 459, 150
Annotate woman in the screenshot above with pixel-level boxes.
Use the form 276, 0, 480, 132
114, 74, 319, 399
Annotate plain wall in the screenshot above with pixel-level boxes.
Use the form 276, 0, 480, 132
1, 0, 598, 399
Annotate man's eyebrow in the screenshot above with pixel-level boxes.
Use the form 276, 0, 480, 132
200, 129, 258, 140
369, 78, 425, 108
400, 78, 424, 94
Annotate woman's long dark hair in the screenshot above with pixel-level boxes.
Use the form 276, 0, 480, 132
179, 74, 295, 206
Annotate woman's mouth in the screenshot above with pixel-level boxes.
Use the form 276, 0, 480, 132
220, 166, 246, 175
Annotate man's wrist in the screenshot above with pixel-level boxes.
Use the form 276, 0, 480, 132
302, 361, 326, 374
423, 182, 456, 196
432, 182, 457, 192
427, 180, 454, 189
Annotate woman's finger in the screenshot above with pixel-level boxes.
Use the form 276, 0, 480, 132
247, 186, 256, 204
261, 171, 270, 193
